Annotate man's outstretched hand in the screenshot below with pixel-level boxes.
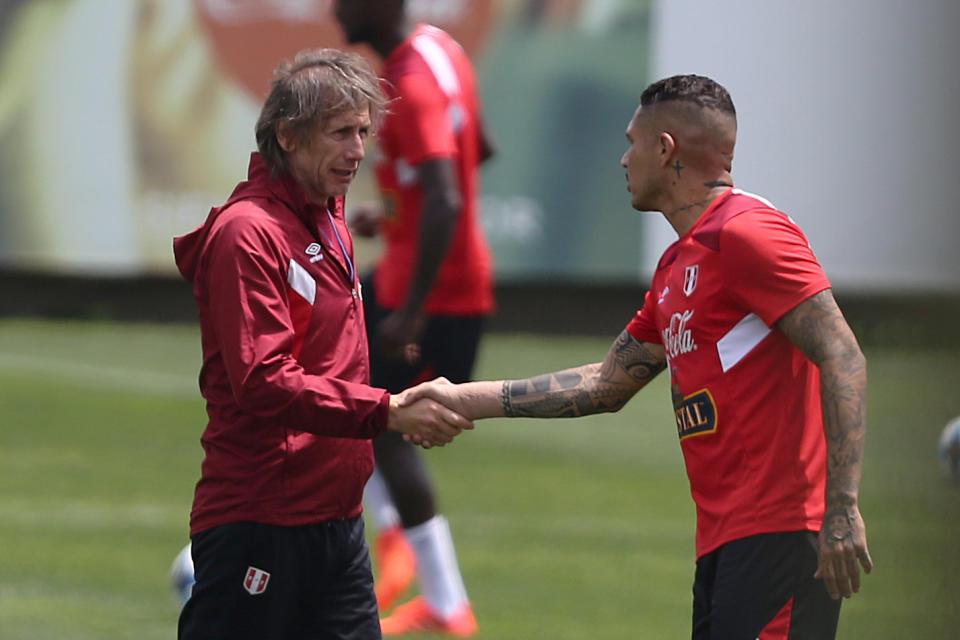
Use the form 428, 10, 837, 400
398, 377, 503, 425
387, 381, 473, 448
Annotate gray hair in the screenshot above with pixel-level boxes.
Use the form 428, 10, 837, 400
255, 48, 387, 177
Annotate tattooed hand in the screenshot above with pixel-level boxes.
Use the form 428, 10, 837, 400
815, 503, 873, 599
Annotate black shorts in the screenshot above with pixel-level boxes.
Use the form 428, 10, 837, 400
692, 530, 841, 640
178, 517, 380, 640
363, 274, 485, 393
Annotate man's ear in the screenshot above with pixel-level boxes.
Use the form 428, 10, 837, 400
276, 122, 296, 153
658, 132, 677, 167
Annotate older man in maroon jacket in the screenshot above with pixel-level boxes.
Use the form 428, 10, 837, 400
173, 48, 471, 640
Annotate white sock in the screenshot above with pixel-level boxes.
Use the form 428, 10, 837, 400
406, 515, 469, 618
364, 467, 401, 531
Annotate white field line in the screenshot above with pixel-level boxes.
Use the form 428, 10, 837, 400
0, 352, 198, 397
0, 499, 182, 529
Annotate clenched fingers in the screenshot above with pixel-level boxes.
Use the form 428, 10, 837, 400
405, 398, 473, 447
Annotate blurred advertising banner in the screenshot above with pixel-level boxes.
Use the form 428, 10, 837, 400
0, 0, 651, 281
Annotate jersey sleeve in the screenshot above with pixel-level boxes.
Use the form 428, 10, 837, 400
721, 210, 832, 326
625, 287, 662, 344
390, 72, 458, 165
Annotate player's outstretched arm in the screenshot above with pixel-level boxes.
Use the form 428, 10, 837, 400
777, 288, 873, 600
499, 330, 666, 418
400, 330, 666, 421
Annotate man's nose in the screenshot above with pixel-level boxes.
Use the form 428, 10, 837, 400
346, 134, 366, 160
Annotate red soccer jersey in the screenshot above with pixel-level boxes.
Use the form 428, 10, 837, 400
626, 188, 832, 558
372, 24, 494, 315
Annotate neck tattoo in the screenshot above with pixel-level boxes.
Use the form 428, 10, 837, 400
703, 180, 733, 189
668, 198, 711, 220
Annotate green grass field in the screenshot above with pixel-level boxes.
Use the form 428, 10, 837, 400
0, 318, 958, 639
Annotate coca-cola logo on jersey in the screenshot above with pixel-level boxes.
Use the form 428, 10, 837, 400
662, 310, 697, 360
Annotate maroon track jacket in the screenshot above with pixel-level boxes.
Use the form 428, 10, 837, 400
174, 153, 389, 536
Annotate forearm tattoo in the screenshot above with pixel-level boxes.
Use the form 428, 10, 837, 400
501, 331, 665, 418
501, 371, 586, 418
501, 370, 617, 418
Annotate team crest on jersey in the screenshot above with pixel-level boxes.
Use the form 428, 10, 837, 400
683, 264, 699, 296
243, 566, 271, 595
674, 388, 717, 440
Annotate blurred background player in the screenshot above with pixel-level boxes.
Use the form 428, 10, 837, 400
335, 0, 496, 636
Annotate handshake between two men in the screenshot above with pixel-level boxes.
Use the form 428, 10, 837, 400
386, 377, 495, 449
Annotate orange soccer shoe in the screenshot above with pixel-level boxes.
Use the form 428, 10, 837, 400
374, 525, 417, 612
380, 597, 478, 637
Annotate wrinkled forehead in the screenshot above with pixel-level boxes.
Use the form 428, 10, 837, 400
320, 105, 372, 130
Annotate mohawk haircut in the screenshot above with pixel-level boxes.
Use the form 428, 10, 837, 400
640, 74, 736, 117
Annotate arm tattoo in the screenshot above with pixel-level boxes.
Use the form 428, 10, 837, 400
605, 330, 667, 384
501, 331, 665, 419
778, 289, 867, 512
501, 373, 631, 418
